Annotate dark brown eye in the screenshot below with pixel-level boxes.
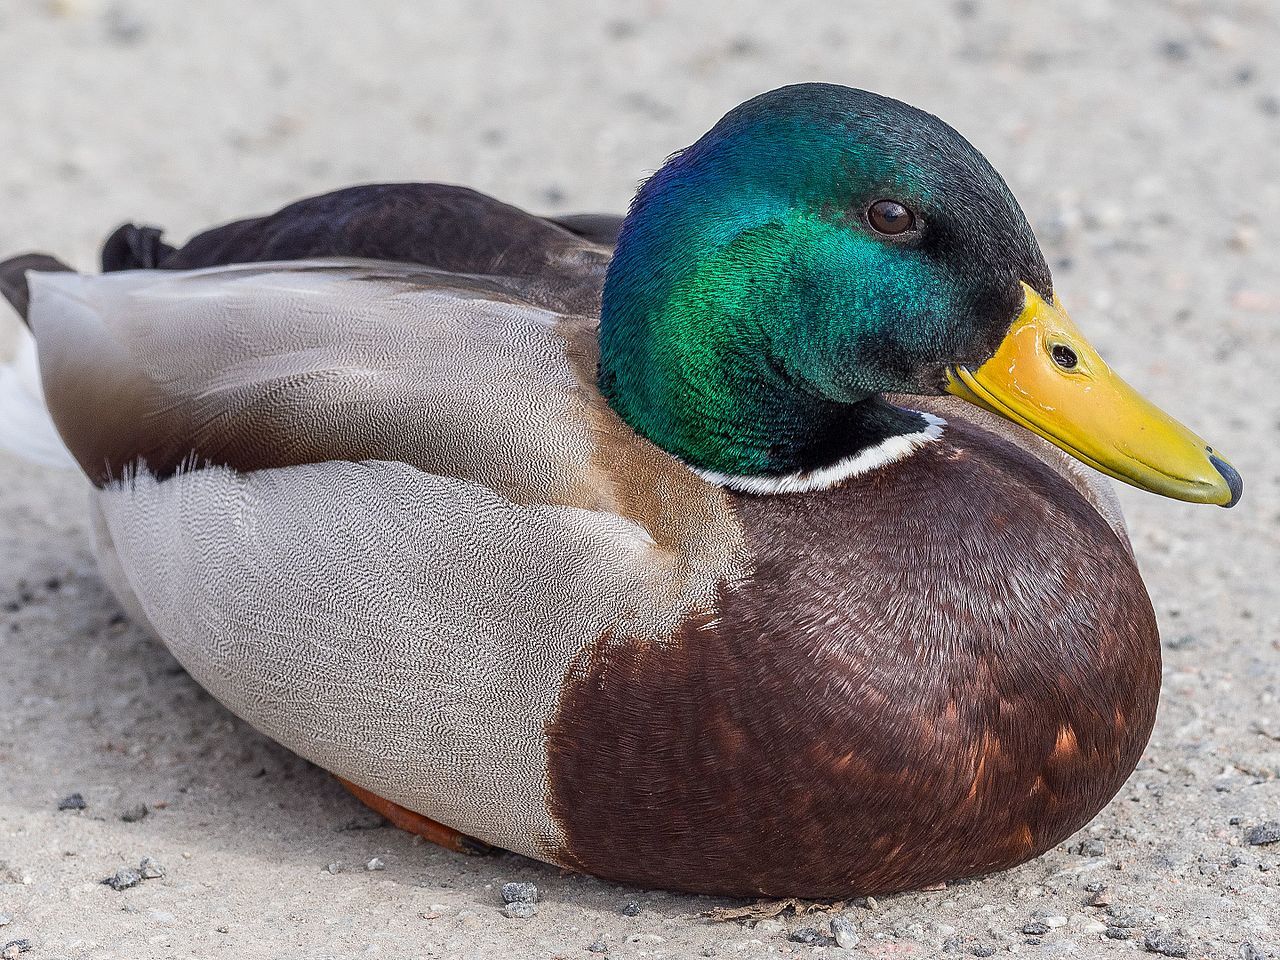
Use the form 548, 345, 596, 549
868, 199, 915, 236
1051, 343, 1079, 369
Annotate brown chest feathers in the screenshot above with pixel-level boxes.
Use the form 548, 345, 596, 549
545, 419, 1159, 898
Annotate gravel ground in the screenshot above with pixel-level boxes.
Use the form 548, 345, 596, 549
1, 1, 1278, 958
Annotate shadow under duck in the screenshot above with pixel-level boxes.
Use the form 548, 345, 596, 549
0, 83, 1241, 898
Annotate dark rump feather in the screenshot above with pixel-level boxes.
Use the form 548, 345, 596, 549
101, 224, 175, 271
0, 253, 72, 324
105, 183, 620, 275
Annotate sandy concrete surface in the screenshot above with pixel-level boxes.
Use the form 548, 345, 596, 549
1, 1, 1278, 958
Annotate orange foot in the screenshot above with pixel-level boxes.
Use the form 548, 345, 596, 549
336, 777, 494, 856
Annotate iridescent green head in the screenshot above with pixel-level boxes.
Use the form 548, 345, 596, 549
598, 83, 1240, 506
598, 83, 1051, 480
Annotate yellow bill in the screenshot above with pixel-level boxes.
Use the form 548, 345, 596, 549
946, 282, 1241, 507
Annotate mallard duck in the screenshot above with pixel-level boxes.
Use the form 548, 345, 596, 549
0, 83, 1240, 899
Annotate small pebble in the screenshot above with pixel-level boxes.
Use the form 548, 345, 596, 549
138, 857, 164, 879
101, 867, 142, 891
365, 858, 385, 872
1144, 929, 1190, 957
972, 947, 996, 958
1086, 889, 1112, 908
57, 792, 87, 811
0, 919, 8, 928
1022, 921, 1051, 936
620, 901, 641, 917
324, 861, 344, 875
120, 803, 149, 823
588, 938, 608, 954
1, 941, 30, 960
1106, 927, 1131, 941
1071, 838, 1106, 857
789, 927, 834, 946
830, 915, 859, 949
501, 881, 538, 904
504, 901, 537, 919
1107, 905, 1156, 928
1244, 821, 1280, 846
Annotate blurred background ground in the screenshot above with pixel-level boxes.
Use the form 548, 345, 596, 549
0, 0, 1277, 958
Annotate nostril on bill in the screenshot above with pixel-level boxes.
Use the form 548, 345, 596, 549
1209, 454, 1243, 508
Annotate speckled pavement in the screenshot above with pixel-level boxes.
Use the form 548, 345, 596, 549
1, 2, 1277, 958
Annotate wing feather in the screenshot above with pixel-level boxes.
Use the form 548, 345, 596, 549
31, 261, 594, 503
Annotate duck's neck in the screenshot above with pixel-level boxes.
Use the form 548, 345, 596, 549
685, 397, 946, 494
598, 209, 943, 491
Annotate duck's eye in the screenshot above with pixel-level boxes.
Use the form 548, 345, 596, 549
867, 199, 916, 236
1051, 343, 1079, 369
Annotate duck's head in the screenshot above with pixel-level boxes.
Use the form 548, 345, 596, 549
599, 83, 1240, 505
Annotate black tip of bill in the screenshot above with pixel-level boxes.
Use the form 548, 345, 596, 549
1209, 454, 1243, 508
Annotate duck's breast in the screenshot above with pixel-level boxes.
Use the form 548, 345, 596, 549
545, 417, 1161, 898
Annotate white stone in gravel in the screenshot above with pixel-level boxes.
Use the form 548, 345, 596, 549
138, 856, 164, 879
831, 915, 859, 949
1069, 913, 1106, 933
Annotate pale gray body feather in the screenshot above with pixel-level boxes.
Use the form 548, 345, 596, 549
26, 261, 745, 858
96, 461, 667, 858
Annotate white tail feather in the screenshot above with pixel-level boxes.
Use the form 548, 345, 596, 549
0, 324, 76, 469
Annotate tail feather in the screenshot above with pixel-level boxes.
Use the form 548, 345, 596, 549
101, 223, 175, 272
0, 254, 77, 469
